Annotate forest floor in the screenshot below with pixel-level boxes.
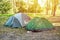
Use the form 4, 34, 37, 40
0, 14, 60, 40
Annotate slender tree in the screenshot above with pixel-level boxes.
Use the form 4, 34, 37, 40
51, 0, 59, 16
46, 0, 49, 15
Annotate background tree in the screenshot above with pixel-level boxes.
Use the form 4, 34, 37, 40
0, 0, 12, 14
46, 0, 50, 15
51, 0, 59, 16
28, 0, 42, 13
16, 1, 28, 13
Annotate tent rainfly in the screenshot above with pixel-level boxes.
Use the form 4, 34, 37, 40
26, 17, 54, 31
4, 13, 30, 28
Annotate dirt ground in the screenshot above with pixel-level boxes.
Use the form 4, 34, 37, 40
0, 26, 60, 40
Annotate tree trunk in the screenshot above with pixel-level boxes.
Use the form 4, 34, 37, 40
46, 0, 48, 15
53, 5, 56, 16
51, 0, 58, 16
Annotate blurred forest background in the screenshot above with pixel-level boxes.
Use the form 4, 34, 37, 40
0, 0, 60, 16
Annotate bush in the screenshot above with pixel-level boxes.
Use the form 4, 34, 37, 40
0, 0, 12, 14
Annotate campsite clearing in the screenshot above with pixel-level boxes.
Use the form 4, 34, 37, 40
0, 14, 60, 40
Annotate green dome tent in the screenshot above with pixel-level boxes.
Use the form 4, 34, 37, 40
26, 17, 54, 31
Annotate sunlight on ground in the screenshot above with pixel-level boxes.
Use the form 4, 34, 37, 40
26, 13, 52, 19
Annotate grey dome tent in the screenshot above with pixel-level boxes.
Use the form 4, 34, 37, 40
4, 13, 30, 28
26, 17, 54, 31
